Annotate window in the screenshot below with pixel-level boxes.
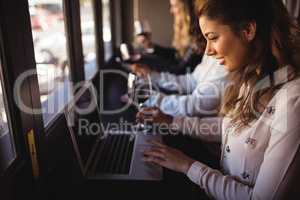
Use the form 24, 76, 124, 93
29, 0, 72, 125
102, 0, 113, 61
0, 58, 16, 175
79, 0, 97, 80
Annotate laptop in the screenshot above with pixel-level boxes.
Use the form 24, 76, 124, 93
65, 82, 162, 180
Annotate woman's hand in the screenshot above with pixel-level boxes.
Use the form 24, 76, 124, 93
130, 63, 151, 78
143, 140, 195, 174
136, 107, 173, 125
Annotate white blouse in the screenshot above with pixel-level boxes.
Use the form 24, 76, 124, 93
172, 69, 300, 199
142, 55, 227, 117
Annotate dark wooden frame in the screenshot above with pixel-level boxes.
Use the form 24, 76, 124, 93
0, 0, 126, 198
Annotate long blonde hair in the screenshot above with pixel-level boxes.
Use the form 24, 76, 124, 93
172, 0, 206, 57
172, 0, 191, 57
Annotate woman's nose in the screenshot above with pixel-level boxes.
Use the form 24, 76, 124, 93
170, 7, 174, 15
205, 43, 215, 56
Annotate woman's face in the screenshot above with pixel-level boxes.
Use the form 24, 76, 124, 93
169, 0, 181, 16
199, 16, 252, 72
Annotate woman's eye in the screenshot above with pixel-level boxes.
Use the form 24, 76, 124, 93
208, 37, 218, 41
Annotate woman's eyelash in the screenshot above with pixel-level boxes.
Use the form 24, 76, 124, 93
208, 37, 218, 41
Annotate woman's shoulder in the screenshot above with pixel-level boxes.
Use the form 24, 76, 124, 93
272, 77, 300, 119
267, 77, 300, 135
276, 77, 300, 98
286, 76, 300, 88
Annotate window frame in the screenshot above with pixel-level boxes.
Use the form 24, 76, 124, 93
34, 0, 104, 127
0, 0, 46, 179
0, 0, 107, 181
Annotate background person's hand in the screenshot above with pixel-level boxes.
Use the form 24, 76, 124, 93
143, 140, 195, 174
130, 63, 151, 78
136, 107, 173, 125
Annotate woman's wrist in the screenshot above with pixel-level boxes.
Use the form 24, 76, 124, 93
164, 114, 173, 125
181, 158, 196, 174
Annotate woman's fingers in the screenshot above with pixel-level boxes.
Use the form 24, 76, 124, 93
140, 107, 158, 113
136, 113, 153, 123
136, 107, 172, 125
142, 146, 177, 171
136, 107, 158, 122
143, 147, 168, 167
142, 141, 194, 173
143, 156, 165, 166
143, 148, 166, 160
130, 64, 141, 76
129, 63, 150, 78
130, 64, 138, 72
147, 140, 167, 148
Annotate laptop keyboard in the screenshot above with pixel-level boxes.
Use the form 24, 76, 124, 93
93, 134, 135, 175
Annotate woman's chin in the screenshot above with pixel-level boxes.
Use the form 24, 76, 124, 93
223, 65, 232, 72
223, 63, 239, 72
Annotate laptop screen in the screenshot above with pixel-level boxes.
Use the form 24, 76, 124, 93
65, 83, 102, 170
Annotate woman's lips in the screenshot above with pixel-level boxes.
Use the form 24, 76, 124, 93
217, 57, 225, 65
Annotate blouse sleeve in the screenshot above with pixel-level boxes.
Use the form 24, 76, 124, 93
186, 84, 300, 200
142, 80, 222, 117
252, 87, 300, 199
150, 71, 197, 93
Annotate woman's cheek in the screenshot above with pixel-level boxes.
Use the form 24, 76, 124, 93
217, 40, 226, 55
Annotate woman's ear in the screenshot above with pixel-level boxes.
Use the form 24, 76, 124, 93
242, 22, 257, 42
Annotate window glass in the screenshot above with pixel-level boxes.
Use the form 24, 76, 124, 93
0, 58, 16, 175
29, 0, 72, 125
102, 0, 113, 61
80, 0, 97, 80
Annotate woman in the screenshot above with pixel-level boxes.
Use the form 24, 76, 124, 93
138, 0, 300, 199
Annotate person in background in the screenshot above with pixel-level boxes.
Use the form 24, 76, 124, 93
138, 0, 300, 199
133, 20, 178, 66
133, 0, 205, 74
